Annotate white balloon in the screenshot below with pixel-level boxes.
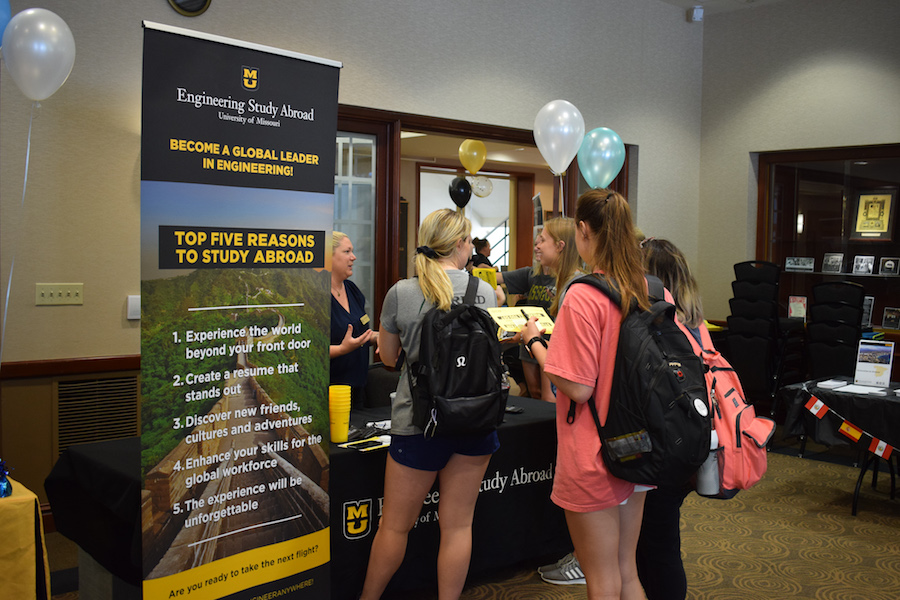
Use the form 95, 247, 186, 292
2, 8, 76, 101
533, 100, 585, 176
470, 176, 493, 198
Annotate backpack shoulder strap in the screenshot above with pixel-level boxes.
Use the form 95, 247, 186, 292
698, 322, 716, 352
572, 274, 664, 310
463, 274, 480, 305
645, 275, 664, 302
571, 274, 622, 308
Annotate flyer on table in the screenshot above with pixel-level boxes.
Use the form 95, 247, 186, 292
140, 23, 340, 600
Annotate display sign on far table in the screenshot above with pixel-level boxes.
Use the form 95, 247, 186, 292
853, 340, 895, 388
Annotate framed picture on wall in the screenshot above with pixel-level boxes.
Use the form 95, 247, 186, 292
785, 257, 815, 272
883, 307, 900, 329
880, 257, 900, 275
850, 189, 895, 241
852, 255, 876, 274
862, 296, 875, 327
822, 252, 844, 273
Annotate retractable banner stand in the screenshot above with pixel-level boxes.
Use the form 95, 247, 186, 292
140, 23, 340, 600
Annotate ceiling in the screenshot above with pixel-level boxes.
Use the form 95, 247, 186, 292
401, 132, 547, 171
657, 0, 792, 16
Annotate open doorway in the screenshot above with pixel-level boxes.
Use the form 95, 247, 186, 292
336, 105, 634, 321
399, 130, 554, 278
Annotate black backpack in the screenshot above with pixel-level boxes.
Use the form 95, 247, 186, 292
567, 274, 711, 488
407, 276, 509, 438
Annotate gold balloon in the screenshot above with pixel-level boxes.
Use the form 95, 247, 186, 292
459, 139, 487, 175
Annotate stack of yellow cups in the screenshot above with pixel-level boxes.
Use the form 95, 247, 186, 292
329, 385, 352, 443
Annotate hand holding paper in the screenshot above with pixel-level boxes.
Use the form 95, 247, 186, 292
522, 316, 545, 341
486, 306, 554, 340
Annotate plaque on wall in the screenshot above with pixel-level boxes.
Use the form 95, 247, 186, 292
850, 190, 895, 242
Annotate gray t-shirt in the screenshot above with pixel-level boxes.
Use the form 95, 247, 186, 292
380, 269, 498, 435
502, 267, 555, 310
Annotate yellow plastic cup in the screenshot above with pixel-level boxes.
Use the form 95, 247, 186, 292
329, 385, 352, 443
329, 384, 351, 400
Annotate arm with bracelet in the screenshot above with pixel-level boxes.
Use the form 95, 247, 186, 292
522, 316, 548, 364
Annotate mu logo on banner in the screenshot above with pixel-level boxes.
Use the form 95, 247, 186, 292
343, 499, 373, 540
242, 65, 258, 90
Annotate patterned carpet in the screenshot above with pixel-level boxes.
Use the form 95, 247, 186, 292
50, 450, 900, 599
390, 451, 900, 600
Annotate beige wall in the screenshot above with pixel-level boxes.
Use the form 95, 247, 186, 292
1, 0, 704, 362
697, 0, 900, 318
3, 0, 898, 359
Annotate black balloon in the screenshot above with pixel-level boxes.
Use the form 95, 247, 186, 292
449, 176, 472, 208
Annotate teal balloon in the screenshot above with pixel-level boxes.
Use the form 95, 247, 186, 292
577, 127, 625, 189
0, 1, 10, 46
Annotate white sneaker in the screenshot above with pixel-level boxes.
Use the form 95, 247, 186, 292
538, 553, 585, 585
537, 552, 572, 575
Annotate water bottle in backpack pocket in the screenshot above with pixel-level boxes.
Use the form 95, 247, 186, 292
685, 322, 775, 499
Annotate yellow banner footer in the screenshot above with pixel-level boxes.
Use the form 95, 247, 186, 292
143, 528, 330, 600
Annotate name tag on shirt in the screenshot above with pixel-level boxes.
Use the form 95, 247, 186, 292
360, 314, 370, 326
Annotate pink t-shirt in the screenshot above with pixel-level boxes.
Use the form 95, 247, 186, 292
544, 278, 659, 512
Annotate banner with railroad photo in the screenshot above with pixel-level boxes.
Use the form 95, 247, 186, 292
140, 22, 340, 600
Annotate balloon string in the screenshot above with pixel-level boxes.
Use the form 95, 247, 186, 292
0, 101, 35, 367
559, 173, 565, 218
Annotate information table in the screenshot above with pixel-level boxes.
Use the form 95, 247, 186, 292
0, 477, 51, 600
330, 395, 569, 599
783, 377, 900, 514
45, 396, 570, 598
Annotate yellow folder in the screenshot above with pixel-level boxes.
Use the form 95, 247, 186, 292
486, 306, 554, 340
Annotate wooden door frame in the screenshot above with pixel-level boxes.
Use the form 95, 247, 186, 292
337, 105, 550, 315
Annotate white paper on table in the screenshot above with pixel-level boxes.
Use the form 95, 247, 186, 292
833, 384, 890, 395
817, 379, 847, 389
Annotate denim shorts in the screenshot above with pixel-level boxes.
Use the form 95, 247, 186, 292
389, 431, 500, 472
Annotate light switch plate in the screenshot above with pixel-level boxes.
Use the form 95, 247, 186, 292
127, 295, 141, 320
36, 283, 83, 305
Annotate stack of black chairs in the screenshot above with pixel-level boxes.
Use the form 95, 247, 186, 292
806, 281, 865, 379
725, 261, 804, 420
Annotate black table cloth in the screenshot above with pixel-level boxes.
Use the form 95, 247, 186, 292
44, 395, 570, 598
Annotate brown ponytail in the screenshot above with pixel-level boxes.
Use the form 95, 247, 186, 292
575, 189, 650, 318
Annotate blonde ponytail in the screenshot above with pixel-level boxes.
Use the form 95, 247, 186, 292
416, 209, 472, 311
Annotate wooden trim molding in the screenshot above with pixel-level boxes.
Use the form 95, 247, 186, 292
339, 105, 535, 147
0, 355, 140, 380
756, 143, 900, 260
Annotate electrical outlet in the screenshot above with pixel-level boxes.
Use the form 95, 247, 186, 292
35, 283, 84, 306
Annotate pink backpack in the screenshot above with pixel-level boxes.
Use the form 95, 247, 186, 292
683, 323, 775, 499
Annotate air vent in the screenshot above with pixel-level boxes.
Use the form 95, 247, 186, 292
56, 375, 139, 452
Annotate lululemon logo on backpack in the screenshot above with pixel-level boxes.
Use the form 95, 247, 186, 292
241, 66, 259, 91
457, 355, 467, 368
343, 499, 372, 540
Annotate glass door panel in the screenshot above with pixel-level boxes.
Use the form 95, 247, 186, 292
335, 133, 376, 317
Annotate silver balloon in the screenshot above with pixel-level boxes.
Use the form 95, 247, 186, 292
2, 8, 76, 101
470, 176, 493, 198
533, 100, 585, 176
